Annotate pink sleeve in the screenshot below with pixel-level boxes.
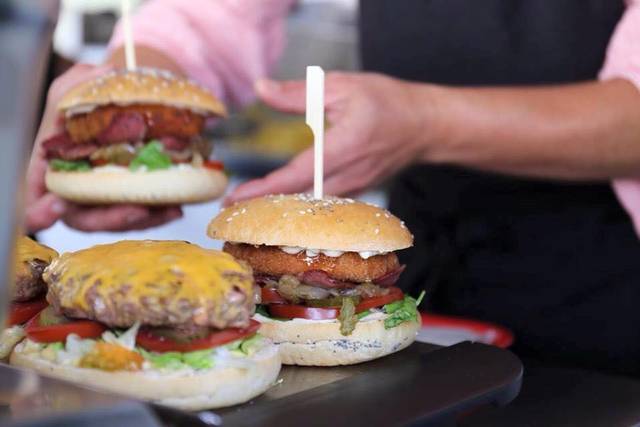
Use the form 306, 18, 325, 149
108, 0, 295, 107
600, 0, 640, 236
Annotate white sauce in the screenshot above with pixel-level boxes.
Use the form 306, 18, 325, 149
91, 164, 198, 173
279, 246, 385, 260
253, 310, 386, 325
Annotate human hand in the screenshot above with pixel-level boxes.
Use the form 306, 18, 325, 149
26, 63, 183, 233
225, 72, 428, 204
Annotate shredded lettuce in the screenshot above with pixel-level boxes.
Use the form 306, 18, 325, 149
182, 349, 215, 370
383, 290, 426, 329
137, 348, 211, 370
129, 141, 171, 171
57, 334, 96, 365
137, 334, 263, 371
48, 342, 64, 352
238, 334, 263, 356
50, 159, 91, 171
356, 309, 372, 320
102, 321, 140, 350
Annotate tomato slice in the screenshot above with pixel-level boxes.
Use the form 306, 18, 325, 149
261, 287, 287, 304
136, 319, 261, 353
355, 287, 404, 312
7, 299, 48, 326
267, 287, 405, 320
203, 160, 224, 171
25, 311, 107, 343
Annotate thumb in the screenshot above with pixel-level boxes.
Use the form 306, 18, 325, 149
255, 78, 306, 113
25, 193, 67, 233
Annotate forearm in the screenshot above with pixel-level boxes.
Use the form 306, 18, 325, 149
414, 79, 640, 180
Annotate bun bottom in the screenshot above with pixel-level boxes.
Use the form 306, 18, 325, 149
45, 166, 227, 205
10, 341, 281, 410
256, 315, 419, 366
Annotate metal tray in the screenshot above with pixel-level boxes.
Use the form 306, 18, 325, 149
1, 342, 522, 427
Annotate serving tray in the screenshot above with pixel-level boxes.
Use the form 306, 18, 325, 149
1, 342, 522, 427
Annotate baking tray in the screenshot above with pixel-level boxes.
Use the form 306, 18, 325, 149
1, 342, 522, 427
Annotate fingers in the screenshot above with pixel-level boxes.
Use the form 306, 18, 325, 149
62, 204, 182, 232
224, 149, 315, 205
255, 79, 306, 114
25, 193, 67, 233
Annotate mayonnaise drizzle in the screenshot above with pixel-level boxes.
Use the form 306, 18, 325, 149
279, 246, 385, 260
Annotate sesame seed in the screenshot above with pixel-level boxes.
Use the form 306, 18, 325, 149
282, 212, 288, 218
232, 211, 239, 216
375, 213, 381, 217
299, 210, 306, 215
241, 208, 247, 214
226, 217, 233, 222
306, 208, 313, 213
375, 228, 380, 234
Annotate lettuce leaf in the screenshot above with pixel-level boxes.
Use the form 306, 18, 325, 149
129, 141, 171, 171
182, 349, 215, 369
356, 309, 372, 320
102, 322, 140, 350
50, 159, 91, 171
138, 349, 188, 370
383, 290, 426, 329
137, 334, 263, 370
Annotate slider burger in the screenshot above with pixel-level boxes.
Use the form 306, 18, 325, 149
208, 194, 425, 366
42, 68, 228, 204
9, 240, 281, 410
1, 237, 58, 360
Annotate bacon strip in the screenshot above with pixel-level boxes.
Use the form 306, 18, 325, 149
96, 112, 147, 145
300, 270, 357, 289
372, 265, 406, 287
42, 133, 98, 160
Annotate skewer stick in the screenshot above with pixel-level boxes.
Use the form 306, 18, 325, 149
121, 0, 136, 70
306, 66, 325, 200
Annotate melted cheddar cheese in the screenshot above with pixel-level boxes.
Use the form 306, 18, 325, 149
15, 236, 58, 278
44, 240, 253, 314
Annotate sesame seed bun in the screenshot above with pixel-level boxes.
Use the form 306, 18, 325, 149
46, 165, 227, 205
57, 68, 226, 117
254, 314, 419, 366
207, 194, 413, 252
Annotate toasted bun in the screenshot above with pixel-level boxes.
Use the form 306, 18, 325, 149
10, 341, 281, 410
255, 314, 419, 366
208, 194, 413, 252
45, 166, 227, 205
57, 68, 226, 117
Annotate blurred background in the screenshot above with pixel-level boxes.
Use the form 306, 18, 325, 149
37, 0, 390, 252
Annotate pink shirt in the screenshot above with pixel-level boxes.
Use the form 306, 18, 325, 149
111, 0, 640, 234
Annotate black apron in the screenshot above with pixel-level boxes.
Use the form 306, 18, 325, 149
359, 1, 640, 376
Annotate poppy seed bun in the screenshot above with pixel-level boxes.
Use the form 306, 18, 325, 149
57, 68, 226, 117
255, 314, 419, 366
46, 166, 227, 204
11, 339, 281, 410
208, 194, 413, 252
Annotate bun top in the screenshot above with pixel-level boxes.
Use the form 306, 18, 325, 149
207, 194, 413, 253
57, 68, 226, 117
